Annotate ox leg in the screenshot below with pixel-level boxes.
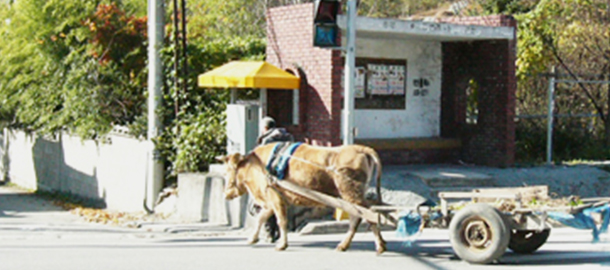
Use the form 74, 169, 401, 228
334, 169, 367, 252
271, 203, 289, 251
336, 215, 361, 252
248, 208, 274, 245
265, 188, 289, 251
336, 212, 387, 254
334, 171, 387, 254
369, 223, 387, 255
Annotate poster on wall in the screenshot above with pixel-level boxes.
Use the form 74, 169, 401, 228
367, 64, 391, 95
388, 65, 405, 95
355, 67, 366, 98
340, 67, 367, 98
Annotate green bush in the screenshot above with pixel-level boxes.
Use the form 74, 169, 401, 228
163, 108, 226, 173
516, 117, 610, 164
0, 1, 266, 176
0, 0, 147, 139
151, 36, 265, 175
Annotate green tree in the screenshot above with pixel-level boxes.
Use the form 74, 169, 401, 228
0, 0, 148, 138
184, 0, 450, 42
358, 0, 445, 18
517, 0, 610, 158
187, 0, 270, 42
158, 37, 266, 173
472, 0, 538, 14
0, 0, 99, 134
0, 0, 268, 174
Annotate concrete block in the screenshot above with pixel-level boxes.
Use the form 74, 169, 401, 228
207, 174, 229, 225
177, 167, 252, 228
227, 194, 249, 229
177, 173, 208, 222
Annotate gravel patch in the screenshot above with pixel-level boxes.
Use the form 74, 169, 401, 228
368, 164, 610, 207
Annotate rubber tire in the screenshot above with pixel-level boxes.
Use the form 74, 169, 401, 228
508, 229, 550, 254
449, 203, 510, 264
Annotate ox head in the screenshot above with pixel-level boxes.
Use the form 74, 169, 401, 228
216, 153, 248, 200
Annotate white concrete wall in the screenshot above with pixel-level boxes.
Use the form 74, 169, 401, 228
352, 38, 442, 139
3, 129, 148, 212
0, 131, 9, 181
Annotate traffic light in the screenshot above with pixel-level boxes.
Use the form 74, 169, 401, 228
313, 0, 341, 48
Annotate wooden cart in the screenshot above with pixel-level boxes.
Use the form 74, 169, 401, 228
276, 181, 609, 264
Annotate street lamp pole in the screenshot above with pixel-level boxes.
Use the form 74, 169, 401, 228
342, 0, 357, 145
146, 0, 165, 211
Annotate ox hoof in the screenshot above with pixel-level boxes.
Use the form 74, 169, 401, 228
376, 241, 387, 255
247, 238, 259, 245
275, 243, 288, 251
335, 245, 348, 252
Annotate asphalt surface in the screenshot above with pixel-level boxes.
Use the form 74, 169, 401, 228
1, 163, 610, 234
0, 184, 136, 234
2, 165, 610, 270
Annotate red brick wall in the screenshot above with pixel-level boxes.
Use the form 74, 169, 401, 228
440, 15, 517, 167
266, 3, 341, 146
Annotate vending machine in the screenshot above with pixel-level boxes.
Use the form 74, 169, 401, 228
225, 104, 260, 155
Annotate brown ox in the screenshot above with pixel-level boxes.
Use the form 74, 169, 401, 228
217, 142, 387, 254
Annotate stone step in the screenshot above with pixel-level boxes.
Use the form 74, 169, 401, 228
407, 168, 494, 188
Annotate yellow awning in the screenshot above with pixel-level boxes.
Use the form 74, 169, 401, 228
198, 61, 300, 89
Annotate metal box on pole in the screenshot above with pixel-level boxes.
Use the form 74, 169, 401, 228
226, 104, 260, 155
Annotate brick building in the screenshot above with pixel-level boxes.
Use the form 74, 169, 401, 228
264, 3, 517, 167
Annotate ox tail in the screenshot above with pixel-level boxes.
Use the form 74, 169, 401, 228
353, 145, 383, 206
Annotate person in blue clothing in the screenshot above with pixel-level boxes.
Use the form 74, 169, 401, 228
254, 116, 294, 243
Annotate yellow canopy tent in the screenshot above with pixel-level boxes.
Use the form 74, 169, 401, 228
198, 61, 299, 90
197, 61, 300, 119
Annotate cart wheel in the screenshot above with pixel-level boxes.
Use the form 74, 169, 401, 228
449, 203, 510, 264
508, 229, 550, 254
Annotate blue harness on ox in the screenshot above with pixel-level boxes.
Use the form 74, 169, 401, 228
265, 142, 303, 180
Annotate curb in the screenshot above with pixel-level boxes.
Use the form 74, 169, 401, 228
0, 224, 137, 234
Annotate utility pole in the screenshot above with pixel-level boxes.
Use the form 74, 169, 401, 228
342, 0, 357, 145
146, 0, 165, 212
181, 0, 188, 98
546, 66, 556, 165
172, 0, 180, 115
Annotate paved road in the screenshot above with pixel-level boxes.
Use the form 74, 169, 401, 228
2, 184, 610, 270
1, 226, 609, 270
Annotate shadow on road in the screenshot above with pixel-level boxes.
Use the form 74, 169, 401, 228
300, 239, 455, 257
161, 237, 248, 244
0, 191, 64, 218
296, 238, 610, 267
156, 235, 610, 268
500, 250, 610, 266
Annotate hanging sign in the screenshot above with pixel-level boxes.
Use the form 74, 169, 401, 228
388, 65, 405, 95
367, 64, 390, 95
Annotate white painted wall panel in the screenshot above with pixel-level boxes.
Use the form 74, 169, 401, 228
348, 38, 442, 139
